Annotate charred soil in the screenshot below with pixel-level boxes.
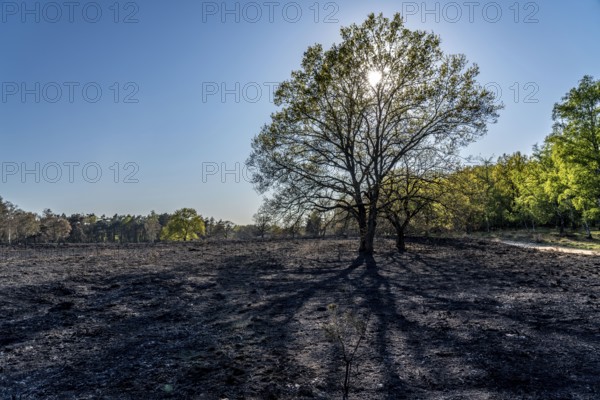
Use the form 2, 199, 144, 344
1, 238, 599, 399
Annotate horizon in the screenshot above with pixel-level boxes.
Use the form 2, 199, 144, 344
1, 0, 599, 224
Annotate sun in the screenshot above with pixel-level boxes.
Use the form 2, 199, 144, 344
367, 70, 382, 87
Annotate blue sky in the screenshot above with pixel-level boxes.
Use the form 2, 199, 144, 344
1, 0, 599, 224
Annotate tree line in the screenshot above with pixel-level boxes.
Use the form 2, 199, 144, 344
0, 204, 230, 245
433, 76, 600, 238
0, 200, 365, 245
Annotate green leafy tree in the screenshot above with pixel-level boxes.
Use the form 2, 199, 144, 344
40, 209, 72, 243
511, 152, 549, 230
0, 199, 18, 244
67, 214, 87, 242
212, 219, 235, 238
144, 211, 162, 242
381, 148, 451, 252
0, 199, 40, 243
160, 208, 205, 241
12, 210, 40, 243
435, 166, 489, 233
566, 163, 600, 237
247, 13, 500, 255
492, 152, 530, 228
548, 76, 600, 236
204, 217, 216, 237
518, 144, 575, 235
551, 76, 600, 174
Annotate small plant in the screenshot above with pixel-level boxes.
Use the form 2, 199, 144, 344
323, 303, 370, 399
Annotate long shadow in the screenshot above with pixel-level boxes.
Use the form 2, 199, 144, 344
361, 240, 600, 398
205, 243, 368, 398
349, 252, 412, 398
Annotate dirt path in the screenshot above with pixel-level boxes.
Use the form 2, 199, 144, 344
498, 239, 600, 256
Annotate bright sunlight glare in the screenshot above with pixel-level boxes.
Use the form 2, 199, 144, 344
368, 70, 383, 86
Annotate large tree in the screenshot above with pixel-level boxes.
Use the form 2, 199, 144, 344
247, 13, 500, 255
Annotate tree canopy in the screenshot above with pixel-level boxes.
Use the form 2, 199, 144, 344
247, 13, 500, 255
160, 208, 206, 242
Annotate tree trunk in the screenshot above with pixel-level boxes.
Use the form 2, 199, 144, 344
559, 216, 565, 236
357, 204, 369, 253
396, 227, 406, 253
359, 225, 376, 254
361, 228, 376, 255
358, 210, 377, 255
584, 221, 592, 239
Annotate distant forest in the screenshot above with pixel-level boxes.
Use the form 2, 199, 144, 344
1, 139, 599, 245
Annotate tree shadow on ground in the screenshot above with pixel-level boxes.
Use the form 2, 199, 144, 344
345, 239, 600, 399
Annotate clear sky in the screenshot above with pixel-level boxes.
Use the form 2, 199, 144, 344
1, 0, 599, 224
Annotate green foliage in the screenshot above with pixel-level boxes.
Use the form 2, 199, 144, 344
410, 76, 598, 238
549, 76, 600, 234
40, 209, 71, 243
247, 12, 500, 254
0, 198, 42, 244
379, 149, 450, 251
144, 212, 162, 242
160, 208, 205, 241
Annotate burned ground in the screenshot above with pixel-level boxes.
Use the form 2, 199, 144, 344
1, 238, 599, 399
